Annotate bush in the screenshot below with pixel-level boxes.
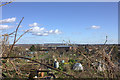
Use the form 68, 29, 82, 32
68, 59, 76, 63
2, 60, 7, 63
29, 45, 36, 51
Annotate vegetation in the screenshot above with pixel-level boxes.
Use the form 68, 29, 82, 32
29, 45, 36, 51
0, 2, 120, 79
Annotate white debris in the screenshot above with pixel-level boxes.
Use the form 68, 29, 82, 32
98, 61, 106, 71
34, 76, 37, 78
54, 61, 59, 68
98, 65, 103, 71
73, 63, 83, 71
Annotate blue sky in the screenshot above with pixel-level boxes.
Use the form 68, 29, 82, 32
1, 2, 118, 44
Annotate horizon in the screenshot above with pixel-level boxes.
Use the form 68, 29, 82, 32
14, 43, 118, 45
1, 2, 118, 44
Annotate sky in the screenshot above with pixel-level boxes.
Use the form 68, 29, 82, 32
1, 0, 120, 2
1, 2, 118, 44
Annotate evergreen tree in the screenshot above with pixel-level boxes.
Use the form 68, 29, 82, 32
29, 45, 36, 51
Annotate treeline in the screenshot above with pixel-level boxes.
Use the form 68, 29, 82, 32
29, 45, 48, 51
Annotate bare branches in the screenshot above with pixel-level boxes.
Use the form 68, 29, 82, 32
2, 62, 13, 77
7, 17, 24, 57
15, 29, 32, 43
1, 16, 76, 78
1, 56, 77, 78
104, 36, 108, 45
2, 31, 15, 36
14, 17, 24, 44
108, 46, 114, 56
0, 0, 15, 7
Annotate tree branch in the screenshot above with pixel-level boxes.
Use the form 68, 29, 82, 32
0, 0, 15, 7
1, 56, 77, 78
7, 17, 24, 57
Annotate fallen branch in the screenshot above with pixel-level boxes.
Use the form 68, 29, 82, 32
2, 56, 77, 78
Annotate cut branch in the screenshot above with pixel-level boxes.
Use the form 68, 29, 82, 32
1, 56, 77, 78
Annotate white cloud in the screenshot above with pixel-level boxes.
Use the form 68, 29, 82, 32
33, 33, 49, 36
29, 22, 38, 27
29, 22, 61, 36
30, 26, 45, 33
0, 25, 13, 30
49, 30, 54, 33
48, 29, 61, 34
54, 29, 61, 34
0, 17, 16, 24
91, 25, 100, 29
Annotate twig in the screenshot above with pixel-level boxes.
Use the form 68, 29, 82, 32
15, 29, 32, 43
104, 36, 108, 45
14, 17, 24, 44
2, 31, 15, 36
0, 0, 15, 7
7, 17, 24, 57
8, 59, 21, 78
2, 62, 13, 77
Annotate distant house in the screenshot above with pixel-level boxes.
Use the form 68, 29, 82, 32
38, 47, 48, 51
26, 48, 29, 51
72, 45, 78, 51
37, 44, 78, 51
88, 48, 93, 52
13, 46, 18, 48
47, 46, 57, 50
56, 45, 72, 52
41, 47, 47, 50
